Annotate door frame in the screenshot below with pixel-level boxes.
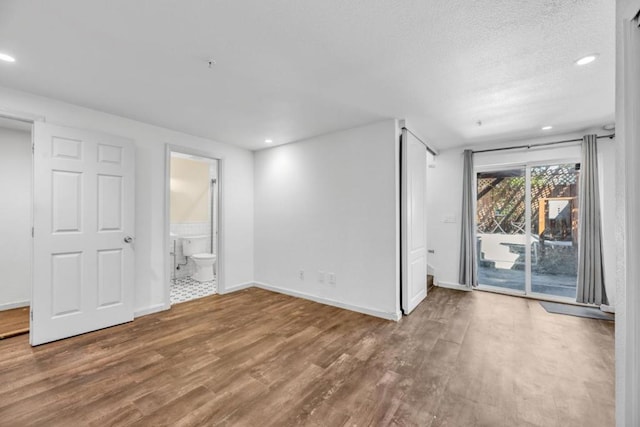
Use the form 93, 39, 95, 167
474, 156, 580, 302
619, 9, 640, 424
163, 144, 225, 306
0, 109, 44, 342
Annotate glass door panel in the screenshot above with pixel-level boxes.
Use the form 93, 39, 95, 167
476, 167, 526, 292
530, 164, 579, 298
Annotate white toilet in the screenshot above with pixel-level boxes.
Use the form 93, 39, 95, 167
182, 235, 216, 282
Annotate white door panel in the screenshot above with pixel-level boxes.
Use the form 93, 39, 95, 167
401, 130, 428, 314
31, 122, 135, 345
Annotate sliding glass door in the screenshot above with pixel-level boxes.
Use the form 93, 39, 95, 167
476, 162, 580, 300
476, 167, 526, 293
529, 164, 580, 298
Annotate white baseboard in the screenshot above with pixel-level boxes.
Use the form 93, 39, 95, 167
133, 281, 403, 322
600, 304, 616, 314
254, 281, 401, 321
219, 281, 254, 294
134, 302, 169, 318
435, 280, 472, 292
0, 300, 30, 311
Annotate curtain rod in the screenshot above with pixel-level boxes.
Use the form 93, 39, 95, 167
401, 127, 438, 156
472, 133, 615, 154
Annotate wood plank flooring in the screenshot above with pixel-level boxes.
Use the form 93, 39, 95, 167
0, 306, 29, 339
0, 287, 614, 426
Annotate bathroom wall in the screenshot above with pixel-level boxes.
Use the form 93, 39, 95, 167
170, 156, 210, 223
170, 156, 218, 279
0, 85, 254, 315
0, 126, 32, 309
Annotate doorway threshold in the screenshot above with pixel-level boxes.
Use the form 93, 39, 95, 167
0, 306, 29, 339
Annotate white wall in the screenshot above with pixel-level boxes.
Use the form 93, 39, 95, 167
254, 120, 400, 319
426, 148, 464, 283
0, 127, 31, 309
428, 132, 617, 306
0, 85, 254, 315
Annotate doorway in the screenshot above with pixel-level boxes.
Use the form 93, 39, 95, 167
167, 149, 220, 305
0, 114, 135, 346
0, 117, 32, 339
476, 161, 580, 301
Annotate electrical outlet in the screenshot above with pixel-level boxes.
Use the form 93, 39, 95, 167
318, 271, 325, 283
299, 269, 304, 281
328, 273, 336, 285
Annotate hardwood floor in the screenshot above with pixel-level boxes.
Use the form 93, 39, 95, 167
0, 306, 29, 339
0, 287, 614, 426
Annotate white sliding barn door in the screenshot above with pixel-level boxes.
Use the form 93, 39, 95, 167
31, 122, 135, 345
401, 129, 428, 314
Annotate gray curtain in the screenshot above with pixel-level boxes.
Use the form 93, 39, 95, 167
576, 135, 608, 305
458, 149, 477, 288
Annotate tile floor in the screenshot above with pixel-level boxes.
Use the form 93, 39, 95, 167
170, 276, 217, 305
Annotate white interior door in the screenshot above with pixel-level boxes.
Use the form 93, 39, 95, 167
401, 130, 428, 314
31, 122, 135, 345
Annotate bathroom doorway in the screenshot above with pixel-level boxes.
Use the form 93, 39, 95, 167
167, 149, 220, 305
0, 116, 32, 339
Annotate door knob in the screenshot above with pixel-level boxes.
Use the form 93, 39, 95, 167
124, 236, 133, 243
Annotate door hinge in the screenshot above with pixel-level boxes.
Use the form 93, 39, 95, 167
32, 144, 34, 154
32, 227, 34, 238
30, 311, 33, 321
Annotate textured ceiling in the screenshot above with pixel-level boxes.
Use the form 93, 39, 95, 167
0, 0, 614, 151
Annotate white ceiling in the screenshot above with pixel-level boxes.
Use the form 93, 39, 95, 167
0, 0, 614, 151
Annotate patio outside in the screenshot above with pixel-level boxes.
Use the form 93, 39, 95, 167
476, 164, 580, 299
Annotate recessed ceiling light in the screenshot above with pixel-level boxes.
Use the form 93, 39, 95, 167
264, 139, 273, 144
0, 52, 16, 63
575, 54, 598, 66
542, 126, 553, 130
